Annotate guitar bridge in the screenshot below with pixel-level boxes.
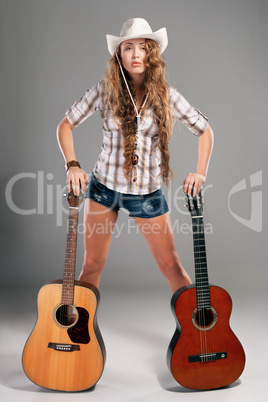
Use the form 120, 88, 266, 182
48, 342, 80, 352
188, 351, 227, 363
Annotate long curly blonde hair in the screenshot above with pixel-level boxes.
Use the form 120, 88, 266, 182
103, 39, 173, 186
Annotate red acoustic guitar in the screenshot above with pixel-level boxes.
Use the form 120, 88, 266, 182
22, 189, 106, 391
167, 191, 246, 390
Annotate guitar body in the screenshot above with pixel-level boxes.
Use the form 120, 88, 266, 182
22, 280, 106, 392
167, 284, 246, 390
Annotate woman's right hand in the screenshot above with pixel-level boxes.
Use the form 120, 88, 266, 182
67, 167, 88, 196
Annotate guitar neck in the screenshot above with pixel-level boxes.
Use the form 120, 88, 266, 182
192, 215, 211, 310
62, 207, 79, 305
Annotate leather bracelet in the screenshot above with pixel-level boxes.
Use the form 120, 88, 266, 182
65, 160, 81, 172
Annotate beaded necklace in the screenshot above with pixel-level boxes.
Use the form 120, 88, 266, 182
116, 54, 149, 187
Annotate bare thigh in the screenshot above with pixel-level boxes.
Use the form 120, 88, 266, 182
134, 212, 191, 292
80, 199, 118, 285
134, 212, 178, 266
83, 198, 118, 256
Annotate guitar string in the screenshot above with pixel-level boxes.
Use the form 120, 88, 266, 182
60, 209, 77, 343
200, 216, 208, 360
60, 213, 68, 343
194, 194, 212, 362
68, 211, 77, 325
197, 200, 214, 362
195, 211, 207, 360
61, 211, 72, 341
203, 211, 214, 362
191, 194, 205, 360
61, 212, 70, 338
191, 195, 202, 358
199, 214, 207, 360
199, 209, 210, 361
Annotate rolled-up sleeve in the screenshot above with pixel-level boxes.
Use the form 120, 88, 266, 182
170, 87, 209, 136
65, 82, 103, 127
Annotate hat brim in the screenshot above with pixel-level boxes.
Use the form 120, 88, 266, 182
106, 27, 168, 55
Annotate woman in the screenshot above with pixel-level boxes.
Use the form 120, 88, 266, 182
57, 18, 213, 293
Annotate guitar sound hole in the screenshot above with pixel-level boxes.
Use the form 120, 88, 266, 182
196, 308, 214, 327
55, 304, 78, 327
191, 307, 218, 331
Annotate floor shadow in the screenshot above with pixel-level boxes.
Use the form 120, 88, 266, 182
164, 379, 242, 393
158, 370, 242, 393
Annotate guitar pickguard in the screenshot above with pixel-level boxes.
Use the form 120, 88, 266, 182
67, 307, 90, 344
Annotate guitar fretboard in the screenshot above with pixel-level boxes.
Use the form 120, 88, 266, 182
192, 216, 211, 310
61, 208, 79, 305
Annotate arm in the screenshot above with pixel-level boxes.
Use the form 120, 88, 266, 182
56, 117, 88, 195
182, 124, 214, 196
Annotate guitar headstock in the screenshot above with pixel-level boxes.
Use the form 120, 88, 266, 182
64, 187, 84, 209
185, 190, 204, 218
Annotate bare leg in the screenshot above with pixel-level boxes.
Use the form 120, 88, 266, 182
79, 199, 118, 288
134, 212, 192, 293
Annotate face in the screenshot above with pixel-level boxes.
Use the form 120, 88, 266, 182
120, 38, 147, 79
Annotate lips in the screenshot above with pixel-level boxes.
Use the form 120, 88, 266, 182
132, 62, 141, 67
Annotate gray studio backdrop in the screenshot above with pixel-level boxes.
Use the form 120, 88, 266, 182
1, 0, 267, 296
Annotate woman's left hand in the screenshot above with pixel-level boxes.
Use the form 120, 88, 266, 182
182, 172, 206, 197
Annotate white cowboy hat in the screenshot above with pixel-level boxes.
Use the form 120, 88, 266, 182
106, 18, 168, 55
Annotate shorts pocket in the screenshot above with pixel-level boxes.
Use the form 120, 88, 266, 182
91, 174, 105, 190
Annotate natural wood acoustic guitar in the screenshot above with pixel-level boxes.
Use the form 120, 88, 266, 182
22, 189, 106, 391
167, 191, 246, 390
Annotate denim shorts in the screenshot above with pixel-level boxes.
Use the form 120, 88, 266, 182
86, 174, 169, 219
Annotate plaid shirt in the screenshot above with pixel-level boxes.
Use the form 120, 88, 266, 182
65, 81, 209, 195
